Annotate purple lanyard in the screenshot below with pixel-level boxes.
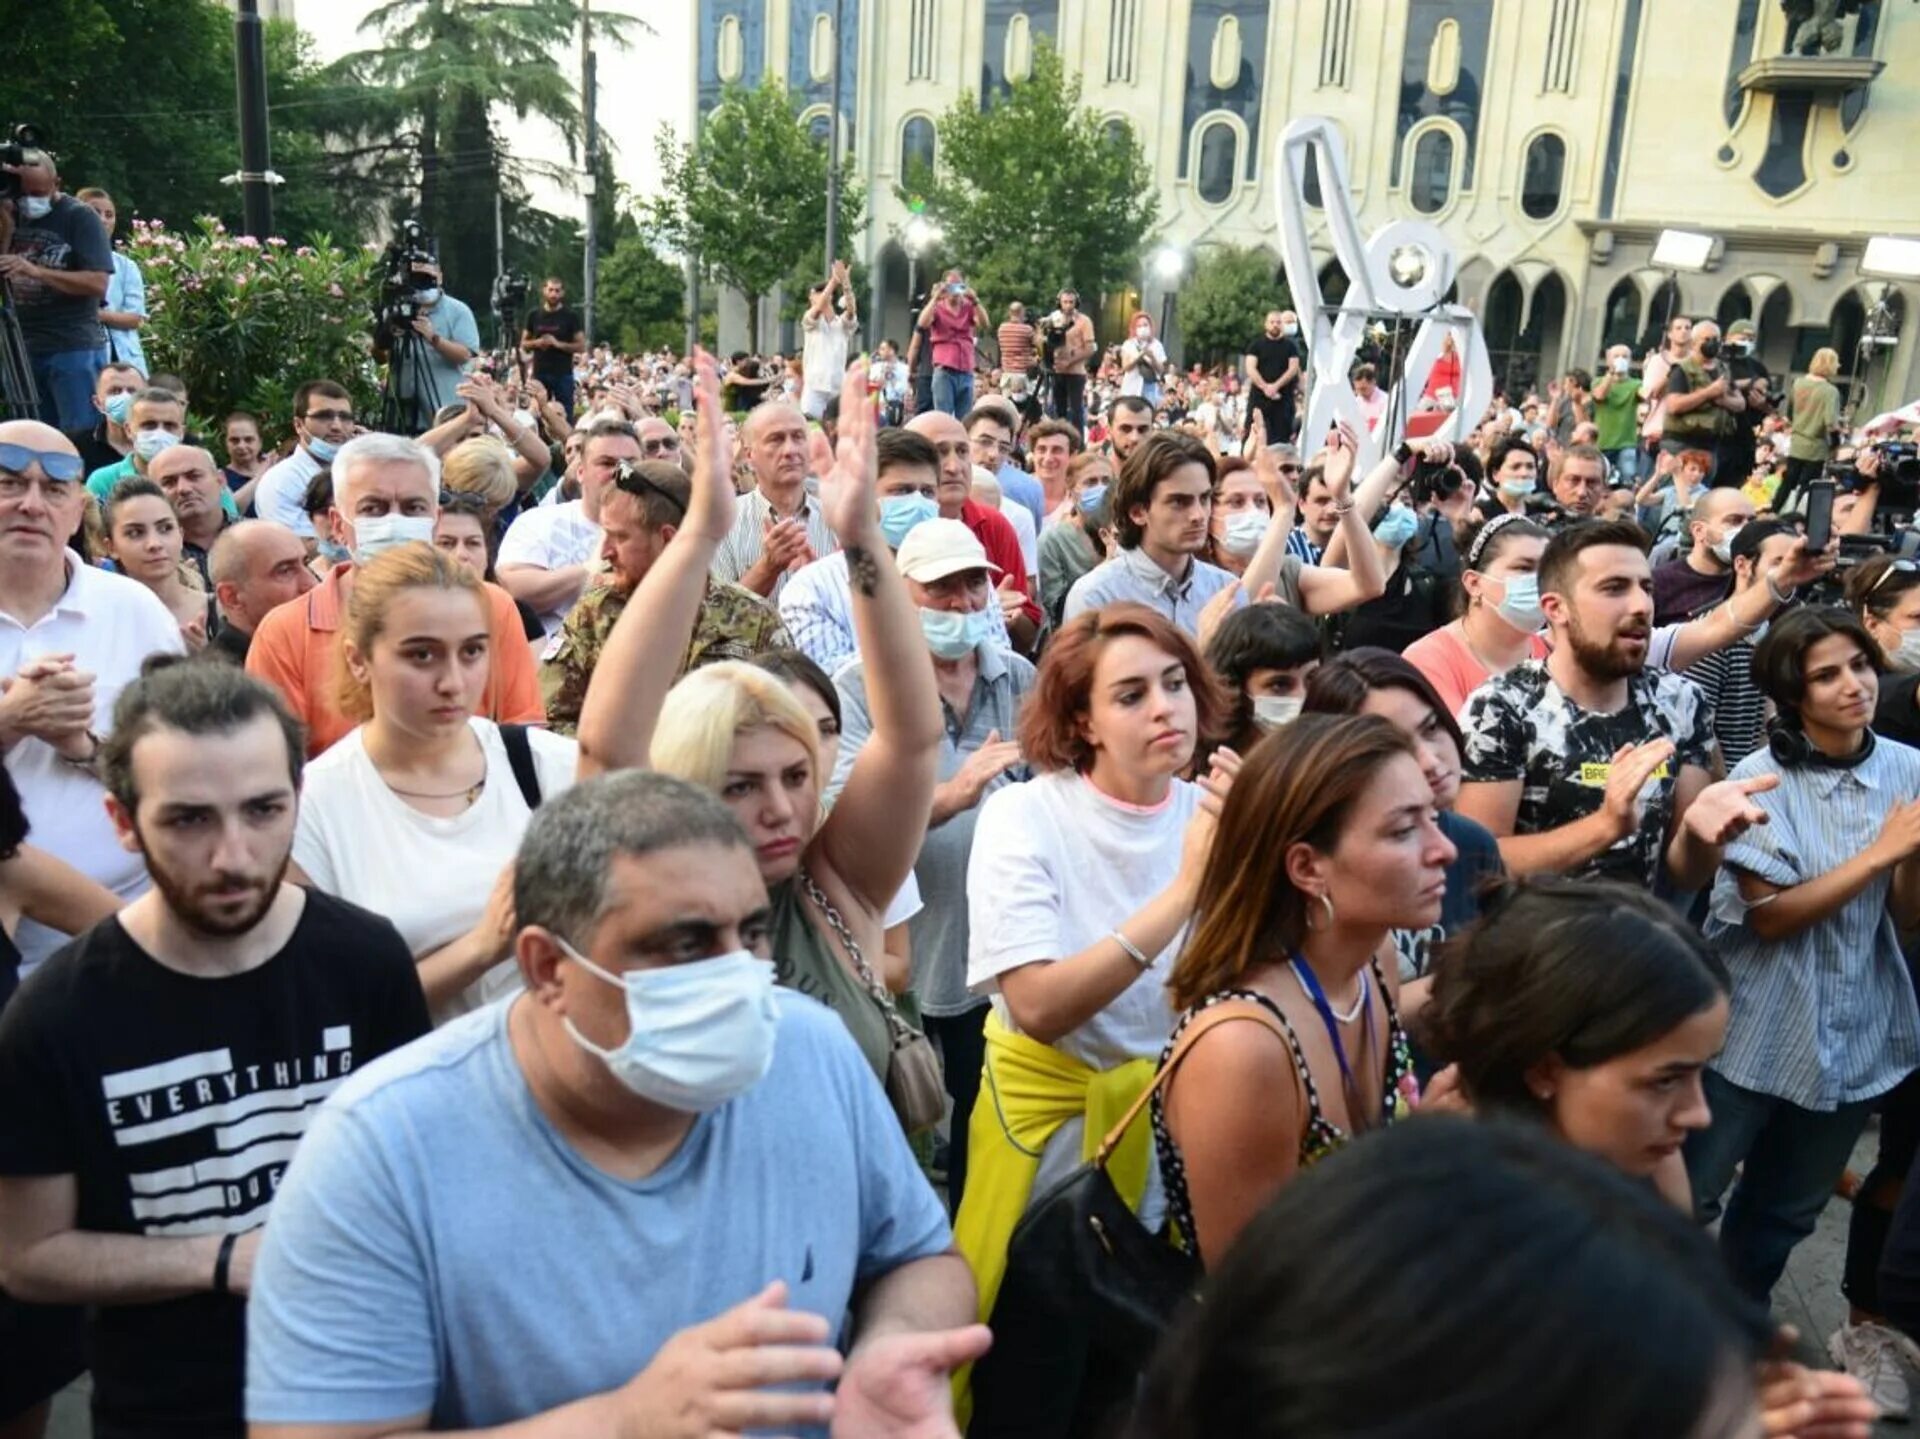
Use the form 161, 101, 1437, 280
1289, 955, 1367, 1091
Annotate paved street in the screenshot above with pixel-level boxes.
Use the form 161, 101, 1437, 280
40, 1128, 1917, 1437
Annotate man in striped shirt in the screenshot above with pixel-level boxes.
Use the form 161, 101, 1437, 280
1677, 520, 1799, 768
996, 303, 1037, 380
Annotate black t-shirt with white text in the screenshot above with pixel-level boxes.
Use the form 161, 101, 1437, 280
0, 890, 430, 1439
522, 305, 583, 379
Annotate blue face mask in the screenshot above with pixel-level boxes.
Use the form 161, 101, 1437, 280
415, 287, 442, 306
879, 493, 939, 549
1078, 483, 1110, 530
103, 392, 134, 426
316, 539, 352, 566
919, 605, 994, 660
306, 435, 340, 464
1372, 504, 1421, 551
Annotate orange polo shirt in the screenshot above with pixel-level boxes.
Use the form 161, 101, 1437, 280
246, 562, 544, 757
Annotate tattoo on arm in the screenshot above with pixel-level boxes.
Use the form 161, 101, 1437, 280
845, 546, 880, 598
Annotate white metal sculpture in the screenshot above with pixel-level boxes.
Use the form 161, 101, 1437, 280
1274, 116, 1494, 472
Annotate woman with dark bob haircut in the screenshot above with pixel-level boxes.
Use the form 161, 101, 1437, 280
1131, 1117, 1786, 1439
957, 603, 1235, 1360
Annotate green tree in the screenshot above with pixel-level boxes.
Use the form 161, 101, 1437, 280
1179, 245, 1290, 366
599, 233, 689, 353
0, 0, 391, 247
905, 41, 1158, 313
326, 0, 643, 302
647, 81, 864, 352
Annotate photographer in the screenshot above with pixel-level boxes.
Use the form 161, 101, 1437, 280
917, 269, 988, 417
1043, 288, 1097, 432
372, 256, 478, 423
0, 146, 111, 430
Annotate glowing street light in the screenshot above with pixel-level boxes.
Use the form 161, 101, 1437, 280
1152, 245, 1185, 282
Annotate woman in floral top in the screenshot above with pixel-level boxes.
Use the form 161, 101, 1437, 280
1155, 714, 1454, 1266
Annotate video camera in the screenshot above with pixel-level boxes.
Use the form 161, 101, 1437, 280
0, 123, 44, 203
490, 270, 529, 322
374, 219, 439, 337
1832, 440, 1920, 514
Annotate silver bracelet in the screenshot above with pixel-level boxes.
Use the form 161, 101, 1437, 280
1110, 929, 1151, 970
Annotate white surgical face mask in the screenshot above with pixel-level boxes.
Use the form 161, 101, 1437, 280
1253, 694, 1303, 730
1499, 477, 1536, 499
1484, 571, 1547, 635
1710, 524, 1743, 565
19, 196, 51, 221
919, 605, 993, 660
1281, 322, 1298, 338
1221, 509, 1270, 558
348, 513, 435, 564
559, 942, 779, 1112
134, 429, 180, 463
1897, 628, 1920, 673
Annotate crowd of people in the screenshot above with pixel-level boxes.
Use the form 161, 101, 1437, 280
9, 138, 1920, 1439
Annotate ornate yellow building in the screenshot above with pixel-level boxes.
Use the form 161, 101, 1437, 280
696, 0, 1918, 411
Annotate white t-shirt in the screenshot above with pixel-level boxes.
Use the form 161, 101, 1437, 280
802, 312, 857, 398
497, 499, 602, 635
293, 719, 579, 1020
1, 558, 185, 969
967, 770, 1196, 1070
996, 495, 1040, 574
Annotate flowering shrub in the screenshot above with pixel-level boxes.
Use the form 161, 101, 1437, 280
125, 218, 381, 449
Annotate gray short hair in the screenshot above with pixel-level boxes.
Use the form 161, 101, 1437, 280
514, 771, 750, 948
332, 432, 441, 508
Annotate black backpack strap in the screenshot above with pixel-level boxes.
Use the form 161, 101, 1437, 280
499, 724, 543, 810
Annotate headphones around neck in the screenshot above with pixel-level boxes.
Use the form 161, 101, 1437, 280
1768, 722, 1876, 771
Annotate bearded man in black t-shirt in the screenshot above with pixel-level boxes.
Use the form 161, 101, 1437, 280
521, 276, 585, 419
0, 661, 428, 1439
1244, 308, 1302, 445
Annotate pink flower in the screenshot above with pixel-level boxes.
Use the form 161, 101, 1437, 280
235, 235, 260, 249
295, 246, 316, 258
328, 282, 345, 298
267, 236, 287, 247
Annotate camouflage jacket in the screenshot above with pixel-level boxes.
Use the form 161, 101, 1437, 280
540, 578, 793, 735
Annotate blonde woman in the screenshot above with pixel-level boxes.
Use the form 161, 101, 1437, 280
439, 435, 520, 522
289, 543, 578, 1020
572, 352, 943, 1087
1781, 347, 1842, 512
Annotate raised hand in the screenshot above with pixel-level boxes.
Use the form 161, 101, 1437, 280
822, 360, 880, 546
685, 349, 738, 542
1323, 420, 1359, 496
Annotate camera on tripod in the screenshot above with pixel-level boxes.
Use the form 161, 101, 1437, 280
490, 270, 529, 322
373, 219, 440, 340
0, 123, 43, 203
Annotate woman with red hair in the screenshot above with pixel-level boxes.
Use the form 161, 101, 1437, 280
1120, 311, 1170, 411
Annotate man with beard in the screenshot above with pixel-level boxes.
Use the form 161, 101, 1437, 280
541, 459, 788, 735
1244, 309, 1303, 447
1106, 394, 1154, 466
0, 661, 428, 1439
1456, 519, 1776, 889
147, 443, 232, 588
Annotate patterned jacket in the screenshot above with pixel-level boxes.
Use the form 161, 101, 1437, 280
540, 578, 792, 735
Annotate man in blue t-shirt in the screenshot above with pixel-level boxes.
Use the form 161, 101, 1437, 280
247, 771, 985, 1438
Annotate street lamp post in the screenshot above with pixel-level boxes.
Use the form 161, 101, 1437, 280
904, 216, 941, 313
1152, 244, 1184, 358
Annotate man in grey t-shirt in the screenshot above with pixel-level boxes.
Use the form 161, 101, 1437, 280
247, 772, 986, 1437
0, 150, 112, 430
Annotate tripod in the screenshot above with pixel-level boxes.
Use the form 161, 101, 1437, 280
0, 278, 41, 421
377, 325, 440, 436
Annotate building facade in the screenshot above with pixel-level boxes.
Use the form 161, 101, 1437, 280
694, 0, 1917, 415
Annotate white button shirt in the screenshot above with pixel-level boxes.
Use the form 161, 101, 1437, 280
1, 556, 185, 968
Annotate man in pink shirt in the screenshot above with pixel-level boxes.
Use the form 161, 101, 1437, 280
917, 269, 988, 419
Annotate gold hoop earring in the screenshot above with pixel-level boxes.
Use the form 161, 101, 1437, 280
1303, 892, 1336, 932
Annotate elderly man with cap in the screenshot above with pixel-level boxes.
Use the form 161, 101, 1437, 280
827, 517, 1031, 1208
909, 410, 1041, 652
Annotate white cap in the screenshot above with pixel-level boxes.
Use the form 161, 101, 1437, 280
894, 518, 1002, 584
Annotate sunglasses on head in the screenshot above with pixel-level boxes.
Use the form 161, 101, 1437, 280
0, 443, 85, 485
1869, 559, 1920, 597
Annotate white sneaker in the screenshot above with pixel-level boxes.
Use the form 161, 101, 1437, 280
1829, 1321, 1913, 1422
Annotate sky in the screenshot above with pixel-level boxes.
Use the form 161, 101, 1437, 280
292, 0, 693, 221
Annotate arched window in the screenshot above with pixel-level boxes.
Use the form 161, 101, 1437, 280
809, 13, 834, 84
807, 112, 831, 147
1210, 16, 1242, 88
1601, 278, 1641, 352
1103, 118, 1131, 151
717, 15, 744, 83
900, 116, 935, 178
1197, 122, 1238, 205
1520, 133, 1566, 220
1409, 129, 1454, 214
